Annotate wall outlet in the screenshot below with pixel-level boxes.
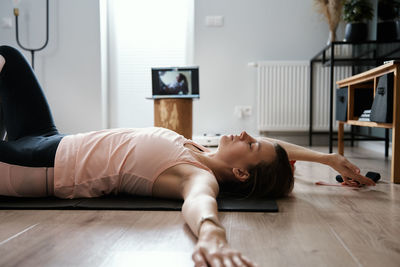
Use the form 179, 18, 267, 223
234, 105, 252, 118
242, 106, 252, 116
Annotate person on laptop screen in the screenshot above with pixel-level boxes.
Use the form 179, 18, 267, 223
160, 72, 188, 95
152, 67, 199, 98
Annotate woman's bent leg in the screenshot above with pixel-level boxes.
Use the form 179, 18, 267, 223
0, 55, 6, 140
0, 46, 64, 167
0, 134, 65, 167
0, 45, 58, 140
0, 161, 54, 197
0, 55, 5, 72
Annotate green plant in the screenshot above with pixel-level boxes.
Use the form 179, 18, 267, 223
378, 0, 400, 21
343, 0, 374, 23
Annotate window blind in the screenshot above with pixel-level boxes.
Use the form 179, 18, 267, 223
107, 0, 193, 128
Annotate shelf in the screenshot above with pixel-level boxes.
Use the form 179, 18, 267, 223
311, 41, 400, 67
310, 41, 400, 183
320, 58, 393, 67
309, 41, 400, 153
345, 120, 392, 129
337, 61, 397, 86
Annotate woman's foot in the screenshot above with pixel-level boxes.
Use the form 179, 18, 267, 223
0, 55, 5, 73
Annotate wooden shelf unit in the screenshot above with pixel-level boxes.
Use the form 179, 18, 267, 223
345, 120, 392, 128
336, 61, 400, 183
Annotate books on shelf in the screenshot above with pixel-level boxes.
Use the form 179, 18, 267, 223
358, 109, 371, 122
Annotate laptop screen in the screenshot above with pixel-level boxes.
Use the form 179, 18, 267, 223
151, 67, 199, 98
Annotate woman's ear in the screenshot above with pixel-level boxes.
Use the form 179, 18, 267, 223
232, 168, 250, 182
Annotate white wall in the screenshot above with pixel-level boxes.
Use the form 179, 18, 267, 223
0, 0, 102, 134
193, 0, 344, 136
0, 0, 345, 136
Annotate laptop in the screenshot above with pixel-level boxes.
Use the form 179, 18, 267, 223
148, 67, 199, 99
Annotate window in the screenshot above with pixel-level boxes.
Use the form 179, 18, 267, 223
107, 0, 193, 127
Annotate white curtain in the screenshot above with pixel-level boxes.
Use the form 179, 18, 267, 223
107, 0, 194, 128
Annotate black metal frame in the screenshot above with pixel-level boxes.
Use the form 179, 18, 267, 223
14, 0, 49, 70
309, 40, 400, 155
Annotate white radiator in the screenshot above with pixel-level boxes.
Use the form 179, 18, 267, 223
257, 61, 352, 131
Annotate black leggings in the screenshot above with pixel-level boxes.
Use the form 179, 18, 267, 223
0, 45, 65, 167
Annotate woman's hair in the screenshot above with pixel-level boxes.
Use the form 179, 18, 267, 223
220, 143, 294, 199
178, 73, 187, 84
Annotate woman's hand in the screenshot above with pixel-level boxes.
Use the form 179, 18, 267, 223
192, 221, 257, 267
325, 153, 375, 186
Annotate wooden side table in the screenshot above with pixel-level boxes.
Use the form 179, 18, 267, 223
336, 61, 400, 183
153, 98, 192, 139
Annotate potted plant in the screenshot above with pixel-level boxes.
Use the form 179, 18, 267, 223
343, 0, 374, 42
377, 0, 400, 41
314, 0, 344, 44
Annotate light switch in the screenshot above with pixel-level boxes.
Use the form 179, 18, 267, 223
1, 17, 12, 29
205, 15, 224, 27
213, 16, 224, 27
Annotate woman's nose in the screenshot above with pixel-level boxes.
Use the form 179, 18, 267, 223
240, 131, 256, 143
240, 131, 248, 140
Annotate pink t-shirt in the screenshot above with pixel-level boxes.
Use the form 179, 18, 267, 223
53, 127, 212, 199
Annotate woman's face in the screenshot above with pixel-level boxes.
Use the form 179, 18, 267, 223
215, 131, 276, 170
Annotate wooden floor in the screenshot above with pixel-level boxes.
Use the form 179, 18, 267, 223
0, 145, 399, 267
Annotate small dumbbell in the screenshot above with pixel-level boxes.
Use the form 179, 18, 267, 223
336, 171, 381, 183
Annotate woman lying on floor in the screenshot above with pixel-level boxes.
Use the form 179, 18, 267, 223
0, 46, 375, 267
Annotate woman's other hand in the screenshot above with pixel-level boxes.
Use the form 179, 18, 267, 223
325, 153, 375, 186
192, 221, 257, 267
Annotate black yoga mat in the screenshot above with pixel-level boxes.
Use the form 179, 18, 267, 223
0, 195, 278, 212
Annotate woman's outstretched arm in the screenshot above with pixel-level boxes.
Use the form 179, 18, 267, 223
259, 137, 375, 186
181, 168, 256, 267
